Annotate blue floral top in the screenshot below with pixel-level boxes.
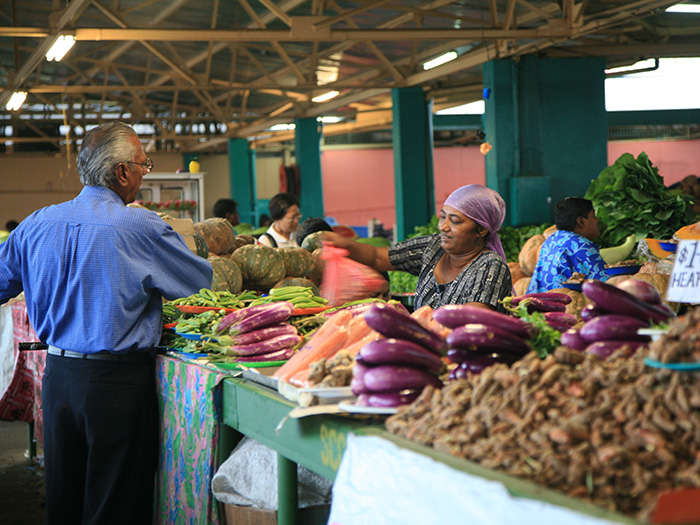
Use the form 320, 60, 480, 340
526, 230, 608, 293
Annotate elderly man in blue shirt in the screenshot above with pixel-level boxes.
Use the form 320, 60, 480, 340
527, 197, 609, 293
0, 122, 212, 524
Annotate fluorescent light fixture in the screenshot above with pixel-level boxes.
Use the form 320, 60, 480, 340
6, 91, 27, 111
45, 35, 76, 62
312, 91, 340, 103
423, 51, 457, 70
269, 123, 295, 131
318, 116, 342, 124
666, 3, 700, 12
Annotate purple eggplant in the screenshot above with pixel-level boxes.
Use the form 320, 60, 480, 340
451, 351, 518, 375
362, 364, 443, 393
351, 361, 372, 395
543, 311, 577, 327
616, 279, 662, 305
560, 328, 587, 351
509, 292, 572, 305
228, 301, 295, 335
446, 323, 531, 355
229, 323, 297, 345
580, 303, 606, 322
363, 303, 447, 355
582, 280, 673, 324
356, 389, 421, 408
546, 319, 574, 332
522, 297, 567, 313
449, 366, 469, 380
224, 333, 301, 357
447, 348, 519, 367
579, 314, 650, 344
234, 346, 296, 363
358, 338, 445, 374
585, 340, 647, 360
216, 303, 286, 333
433, 304, 535, 338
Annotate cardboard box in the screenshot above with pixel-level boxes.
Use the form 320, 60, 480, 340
163, 217, 198, 254
224, 503, 330, 525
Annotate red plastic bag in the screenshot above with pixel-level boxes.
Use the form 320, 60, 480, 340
320, 242, 388, 306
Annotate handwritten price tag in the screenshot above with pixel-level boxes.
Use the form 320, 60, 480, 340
666, 240, 700, 303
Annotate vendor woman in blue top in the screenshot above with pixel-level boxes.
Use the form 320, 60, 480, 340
527, 197, 609, 293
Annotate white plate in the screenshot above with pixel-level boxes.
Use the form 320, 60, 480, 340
638, 328, 669, 342
299, 386, 354, 399
338, 401, 398, 415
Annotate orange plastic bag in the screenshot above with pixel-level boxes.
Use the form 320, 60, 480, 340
319, 243, 387, 307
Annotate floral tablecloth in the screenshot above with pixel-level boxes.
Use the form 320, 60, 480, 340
156, 354, 229, 525
0, 300, 44, 447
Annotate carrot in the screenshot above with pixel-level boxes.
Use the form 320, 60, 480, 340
273, 310, 353, 380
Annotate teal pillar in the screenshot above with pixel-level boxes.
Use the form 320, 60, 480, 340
228, 138, 257, 226
392, 87, 435, 241
483, 56, 608, 226
294, 118, 324, 219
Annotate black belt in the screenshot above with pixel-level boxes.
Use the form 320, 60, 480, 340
47, 346, 152, 363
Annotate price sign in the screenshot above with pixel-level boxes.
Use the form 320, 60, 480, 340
666, 240, 700, 303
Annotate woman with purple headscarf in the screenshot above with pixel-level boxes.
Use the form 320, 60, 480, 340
324, 184, 512, 312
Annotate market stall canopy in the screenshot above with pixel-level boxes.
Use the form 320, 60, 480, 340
0, 0, 697, 153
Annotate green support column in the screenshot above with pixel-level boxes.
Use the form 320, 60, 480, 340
483, 56, 608, 226
294, 118, 324, 219
392, 87, 435, 241
228, 138, 257, 226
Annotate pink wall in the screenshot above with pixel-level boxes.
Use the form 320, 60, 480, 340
321, 146, 486, 229
321, 138, 700, 231
608, 139, 700, 186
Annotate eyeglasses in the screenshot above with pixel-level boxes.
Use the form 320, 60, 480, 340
127, 158, 154, 174
285, 213, 302, 222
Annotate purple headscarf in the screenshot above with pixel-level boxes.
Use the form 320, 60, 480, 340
443, 184, 507, 262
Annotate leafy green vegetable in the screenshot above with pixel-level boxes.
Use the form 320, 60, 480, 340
585, 152, 696, 248
499, 223, 552, 262
408, 214, 440, 239
510, 302, 561, 359
389, 270, 419, 295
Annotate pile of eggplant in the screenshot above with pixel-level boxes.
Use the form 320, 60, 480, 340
560, 279, 675, 359
433, 305, 535, 379
504, 292, 577, 331
351, 304, 446, 408
210, 301, 302, 362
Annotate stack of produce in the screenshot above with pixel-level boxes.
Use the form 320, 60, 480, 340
502, 292, 577, 331
208, 301, 301, 363
351, 303, 446, 408
559, 279, 675, 359
385, 344, 700, 521
248, 285, 328, 310
433, 305, 535, 379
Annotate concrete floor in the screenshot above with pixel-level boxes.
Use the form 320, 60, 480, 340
0, 420, 45, 524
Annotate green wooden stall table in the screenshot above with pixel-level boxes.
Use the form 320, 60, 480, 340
220, 378, 381, 525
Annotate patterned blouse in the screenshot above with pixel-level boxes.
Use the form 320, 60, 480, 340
526, 229, 609, 293
388, 234, 512, 313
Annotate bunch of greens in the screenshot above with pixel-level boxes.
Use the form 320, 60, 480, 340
389, 270, 419, 295
499, 223, 552, 262
512, 302, 561, 359
585, 152, 696, 248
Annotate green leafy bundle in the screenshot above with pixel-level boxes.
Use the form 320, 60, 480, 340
585, 152, 695, 248
408, 214, 440, 239
499, 223, 552, 262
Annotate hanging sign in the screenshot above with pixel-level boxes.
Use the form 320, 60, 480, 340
666, 240, 700, 303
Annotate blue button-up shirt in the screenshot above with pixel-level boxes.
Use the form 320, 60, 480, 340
527, 229, 608, 293
0, 186, 212, 354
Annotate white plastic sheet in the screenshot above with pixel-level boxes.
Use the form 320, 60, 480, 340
328, 434, 622, 525
0, 305, 16, 396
